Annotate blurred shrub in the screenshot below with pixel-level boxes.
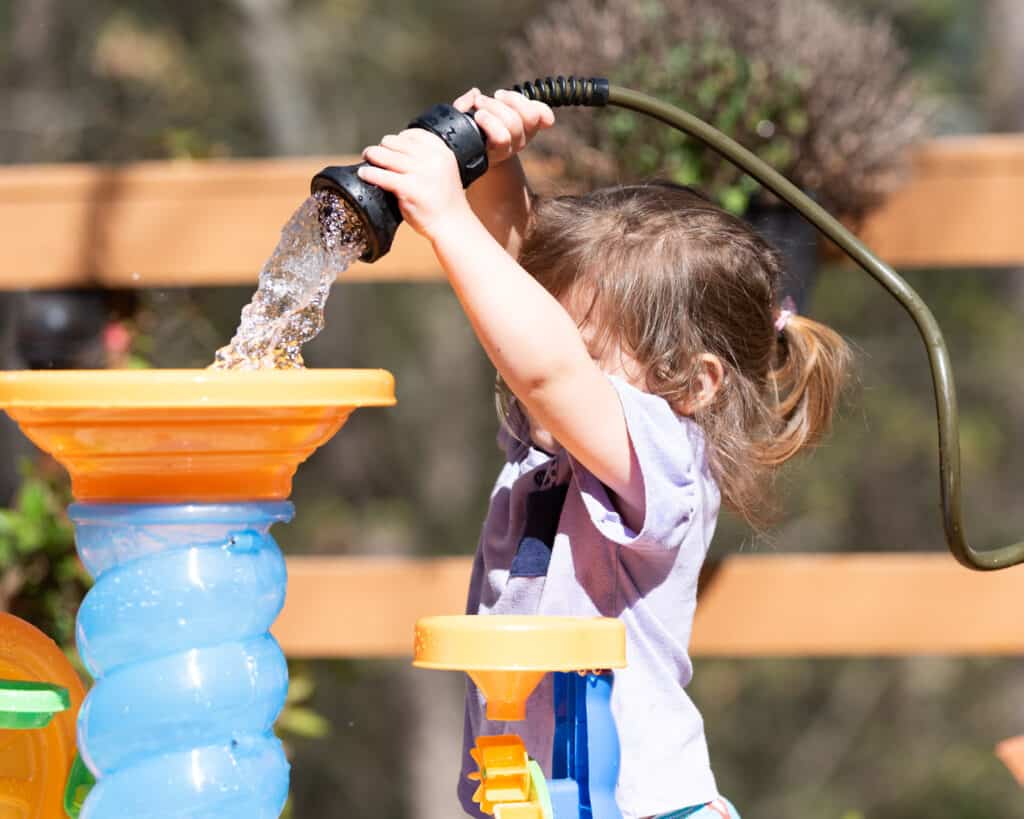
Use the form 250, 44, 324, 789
0, 458, 83, 654
506, 0, 929, 217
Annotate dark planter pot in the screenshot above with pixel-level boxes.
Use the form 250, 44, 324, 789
744, 200, 819, 312
13, 289, 110, 369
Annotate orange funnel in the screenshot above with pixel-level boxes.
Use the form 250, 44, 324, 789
0, 369, 395, 503
414, 616, 626, 721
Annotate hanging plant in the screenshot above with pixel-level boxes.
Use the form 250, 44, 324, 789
507, 0, 929, 219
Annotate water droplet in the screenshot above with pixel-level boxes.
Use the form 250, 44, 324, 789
756, 119, 776, 139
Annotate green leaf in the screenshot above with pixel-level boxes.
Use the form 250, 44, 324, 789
277, 706, 330, 739
286, 671, 316, 704
12, 518, 43, 554
720, 186, 750, 215
19, 481, 50, 523
607, 111, 637, 139
785, 109, 809, 136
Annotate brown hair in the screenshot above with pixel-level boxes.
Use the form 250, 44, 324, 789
514, 182, 851, 528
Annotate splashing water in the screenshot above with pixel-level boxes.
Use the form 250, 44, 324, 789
212, 189, 367, 369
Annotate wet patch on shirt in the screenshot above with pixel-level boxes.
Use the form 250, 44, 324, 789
509, 482, 568, 577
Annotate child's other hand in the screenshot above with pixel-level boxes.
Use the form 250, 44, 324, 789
453, 87, 555, 166
358, 128, 474, 241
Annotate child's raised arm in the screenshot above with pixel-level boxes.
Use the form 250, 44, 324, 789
454, 89, 553, 260
358, 126, 646, 533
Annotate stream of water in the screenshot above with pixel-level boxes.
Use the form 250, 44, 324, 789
211, 189, 366, 369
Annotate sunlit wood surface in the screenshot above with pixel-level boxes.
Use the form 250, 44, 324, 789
274, 553, 1024, 658
996, 736, 1024, 785
1, 135, 1023, 290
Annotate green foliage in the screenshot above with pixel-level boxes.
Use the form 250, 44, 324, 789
278, 662, 332, 741
605, 38, 806, 213
0, 464, 74, 564
0, 458, 85, 652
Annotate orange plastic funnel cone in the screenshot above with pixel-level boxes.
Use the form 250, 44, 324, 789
0, 369, 395, 503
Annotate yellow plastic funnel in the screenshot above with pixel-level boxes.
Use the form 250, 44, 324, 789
414, 616, 626, 721
0, 369, 395, 503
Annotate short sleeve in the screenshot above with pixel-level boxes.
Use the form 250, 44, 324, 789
568, 375, 707, 550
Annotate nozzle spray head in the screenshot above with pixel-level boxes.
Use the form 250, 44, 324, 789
311, 102, 487, 263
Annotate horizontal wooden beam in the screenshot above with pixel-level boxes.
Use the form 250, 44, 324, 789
1, 135, 1023, 290
0, 156, 446, 289
859, 135, 1024, 268
0, 156, 555, 289
273, 553, 1024, 659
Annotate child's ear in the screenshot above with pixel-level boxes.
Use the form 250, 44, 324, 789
683, 354, 725, 413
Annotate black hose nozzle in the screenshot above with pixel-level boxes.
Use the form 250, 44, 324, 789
311, 103, 487, 263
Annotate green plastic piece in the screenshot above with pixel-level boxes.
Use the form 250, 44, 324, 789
64, 753, 96, 819
528, 759, 553, 819
0, 679, 70, 729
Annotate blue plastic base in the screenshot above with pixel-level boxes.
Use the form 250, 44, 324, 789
70, 503, 293, 819
549, 672, 622, 819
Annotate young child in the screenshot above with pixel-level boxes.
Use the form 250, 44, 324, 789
358, 88, 850, 819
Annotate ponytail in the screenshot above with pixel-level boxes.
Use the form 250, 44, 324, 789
514, 179, 852, 532
759, 316, 852, 466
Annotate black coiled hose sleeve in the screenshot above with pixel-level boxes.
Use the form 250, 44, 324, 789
512, 76, 610, 107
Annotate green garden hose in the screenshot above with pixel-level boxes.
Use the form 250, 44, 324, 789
513, 76, 1022, 571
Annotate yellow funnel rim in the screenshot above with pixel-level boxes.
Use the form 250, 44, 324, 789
414, 615, 626, 672
0, 368, 396, 408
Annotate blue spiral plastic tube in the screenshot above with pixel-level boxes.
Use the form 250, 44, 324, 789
69, 502, 294, 819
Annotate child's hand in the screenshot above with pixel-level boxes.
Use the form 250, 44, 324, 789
453, 87, 555, 166
358, 128, 474, 241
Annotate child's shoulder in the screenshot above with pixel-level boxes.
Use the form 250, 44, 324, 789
605, 374, 708, 465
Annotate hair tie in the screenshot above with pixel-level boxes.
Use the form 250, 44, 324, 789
774, 296, 797, 335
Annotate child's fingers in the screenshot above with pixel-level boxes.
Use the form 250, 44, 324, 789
453, 87, 480, 113
379, 132, 420, 156
403, 127, 449, 149
473, 95, 526, 152
495, 90, 555, 133
362, 144, 415, 174
356, 164, 407, 196
473, 108, 514, 155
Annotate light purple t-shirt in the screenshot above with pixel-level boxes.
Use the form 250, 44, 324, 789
459, 375, 722, 819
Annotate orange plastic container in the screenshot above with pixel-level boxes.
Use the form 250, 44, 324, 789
0, 613, 85, 819
0, 369, 395, 503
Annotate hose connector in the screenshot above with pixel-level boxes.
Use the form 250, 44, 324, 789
513, 76, 610, 108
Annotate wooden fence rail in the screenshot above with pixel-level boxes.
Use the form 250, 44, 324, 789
1, 135, 1024, 290
274, 553, 1024, 658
